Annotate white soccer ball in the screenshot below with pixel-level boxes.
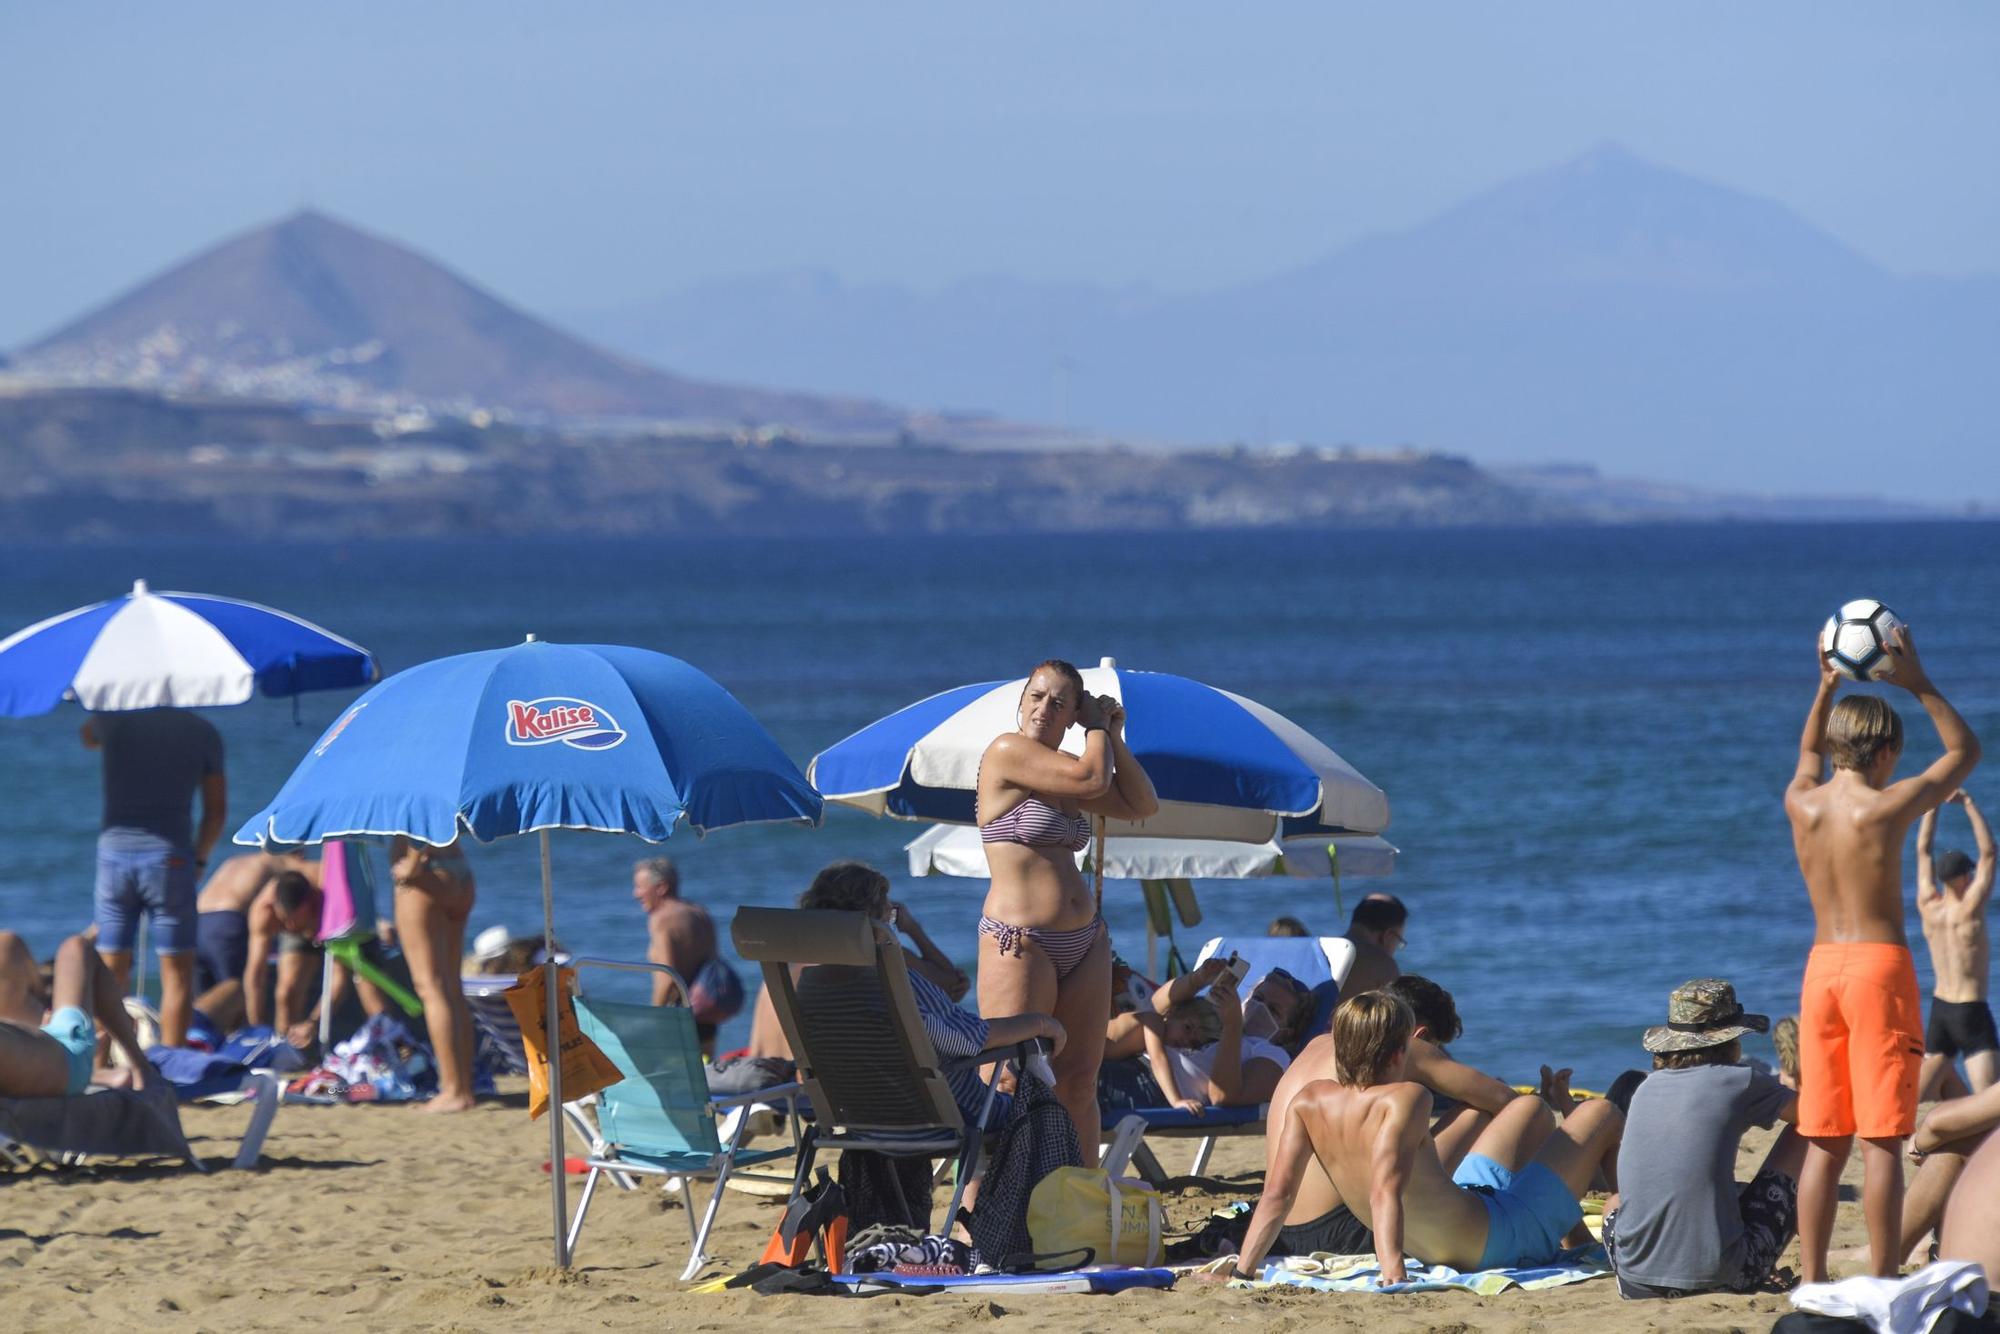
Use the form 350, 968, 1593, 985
1820, 599, 1906, 682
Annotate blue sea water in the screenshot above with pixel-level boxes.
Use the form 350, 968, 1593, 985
3, 524, 1997, 1088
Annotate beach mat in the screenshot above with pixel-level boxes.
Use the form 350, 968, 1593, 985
834, 1267, 1178, 1296
1231, 1245, 1610, 1296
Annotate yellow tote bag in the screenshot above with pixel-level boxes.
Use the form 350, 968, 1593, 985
1027, 1166, 1163, 1267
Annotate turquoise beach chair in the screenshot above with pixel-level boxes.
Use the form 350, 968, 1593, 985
561, 958, 801, 1280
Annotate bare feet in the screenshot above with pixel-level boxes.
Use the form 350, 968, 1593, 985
417, 1092, 478, 1113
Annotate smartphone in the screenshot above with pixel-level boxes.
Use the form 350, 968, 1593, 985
1220, 953, 1251, 986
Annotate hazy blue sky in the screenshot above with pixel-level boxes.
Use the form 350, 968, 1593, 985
3, 2, 1996, 347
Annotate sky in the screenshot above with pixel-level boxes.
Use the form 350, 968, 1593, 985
3, 2, 1997, 349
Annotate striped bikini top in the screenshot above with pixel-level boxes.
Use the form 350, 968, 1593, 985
980, 794, 1093, 852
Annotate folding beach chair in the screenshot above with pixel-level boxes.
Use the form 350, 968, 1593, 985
1117, 935, 1357, 1185
560, 957, 802, 1280
731, 907, 1047, 1245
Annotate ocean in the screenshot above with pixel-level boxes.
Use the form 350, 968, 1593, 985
3, 523, 1997, 1088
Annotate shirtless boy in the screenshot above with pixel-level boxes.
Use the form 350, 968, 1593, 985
1253, 973, 1536, 1258
1785, 627, 1980, 1282
1915, 791, 1996, 1099
1232, 991, 1621, 1284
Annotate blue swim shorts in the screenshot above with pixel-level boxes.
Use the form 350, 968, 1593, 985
1452, 1152, 1581, 1270
94, 829, 198, 955
41, 1005, 97, 1095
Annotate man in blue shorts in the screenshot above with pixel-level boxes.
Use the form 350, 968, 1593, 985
1231, 991, 1621, 1284
0, 931, 153, 1096
83, 706, 226, 1048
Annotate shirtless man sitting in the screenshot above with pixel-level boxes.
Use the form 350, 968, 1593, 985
1231, 991, 1622, 1283
1251, 973, 1537, 1258
1785, 627, 1979, 1282
1915, 791, 1996, 1100
0, 931, 152, 1096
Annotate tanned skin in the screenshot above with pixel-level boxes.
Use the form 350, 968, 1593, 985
1915, 792, 1997, 1098
1786, 627, 1980, 1282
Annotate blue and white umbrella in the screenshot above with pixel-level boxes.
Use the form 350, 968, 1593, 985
0, 579, 378, 716
234, 637, 822, 1267
811, 656, 1390, 843
904, 825, 1400, 882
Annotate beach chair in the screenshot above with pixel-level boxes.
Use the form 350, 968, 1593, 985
1117, 935, 1357, 1184
0, 1070, 279, 1173
731, 906, 1046, 1244
462, 974, 532, 1075
560, 956, 802, 1280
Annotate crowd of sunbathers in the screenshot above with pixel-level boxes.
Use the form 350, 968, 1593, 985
7, 646, 2000, 1306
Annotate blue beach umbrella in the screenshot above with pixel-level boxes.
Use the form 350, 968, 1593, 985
810, 656, 1390, 844
234, 636, 822, 1267
0, 579, 378, 716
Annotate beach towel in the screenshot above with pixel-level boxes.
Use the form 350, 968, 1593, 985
285, 1012, 476, 1103
1788, 1261, 1989, 1334
1226, 1245, 1613, 1296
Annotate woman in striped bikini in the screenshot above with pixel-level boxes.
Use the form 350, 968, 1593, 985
977, 659, 1159, 1160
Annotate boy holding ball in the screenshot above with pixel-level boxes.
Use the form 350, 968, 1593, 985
1786, 625, 1980, 1282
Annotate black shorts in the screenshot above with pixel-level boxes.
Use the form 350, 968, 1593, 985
1605, 1165, 1797, 1297
1273, 1203, 1375, 1258
194, 910, 249, 992
1926, 998, 2000, 1059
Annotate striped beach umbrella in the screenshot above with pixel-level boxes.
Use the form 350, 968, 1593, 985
810, 657, 1390, 843
0, 579, 378, 716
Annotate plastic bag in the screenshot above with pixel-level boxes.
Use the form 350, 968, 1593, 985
502, 964, 622, 1119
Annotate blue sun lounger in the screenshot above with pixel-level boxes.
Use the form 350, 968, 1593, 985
1114, 935, 1356, 1183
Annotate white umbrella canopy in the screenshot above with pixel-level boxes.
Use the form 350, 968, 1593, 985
905, 824, 1399, 881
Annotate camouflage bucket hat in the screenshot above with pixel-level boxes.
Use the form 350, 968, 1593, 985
1642, 978, 1770, 1053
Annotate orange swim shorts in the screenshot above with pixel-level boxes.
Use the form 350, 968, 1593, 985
1797, 942, 1923, 1140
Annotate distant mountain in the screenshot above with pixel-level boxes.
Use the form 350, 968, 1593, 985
562, 145, 2000, 500
13, 210, 904, 433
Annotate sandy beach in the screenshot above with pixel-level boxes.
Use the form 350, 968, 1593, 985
6, 1080, 1889, 1333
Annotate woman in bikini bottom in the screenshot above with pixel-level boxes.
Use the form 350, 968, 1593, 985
975, 659, 1159, 1161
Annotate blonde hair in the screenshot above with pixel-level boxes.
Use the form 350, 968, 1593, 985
1772, 1016, 1800, 1081
1828, 696, 1903, 772
1332, 990, 1414, 1086
1163, 997, 1223, 1048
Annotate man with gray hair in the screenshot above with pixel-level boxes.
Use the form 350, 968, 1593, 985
633, 856, 738, 1054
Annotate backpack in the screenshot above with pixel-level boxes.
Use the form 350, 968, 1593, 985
962, 1069, 1081, 1269
688, 956, 746, 1026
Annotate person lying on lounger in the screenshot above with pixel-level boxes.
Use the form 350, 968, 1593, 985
1099, 956, 1313, 1111
0, 931, 153, 1096
1227, 991, 1622, 1284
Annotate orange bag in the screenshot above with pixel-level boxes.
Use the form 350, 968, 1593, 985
502, 965, 623, 1119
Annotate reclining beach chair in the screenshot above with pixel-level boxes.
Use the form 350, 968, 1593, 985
732, 906, 1046, 1244
560, 957, 802, 1280
1117, 935, 1356, 1185
0, 1069, 279, 1173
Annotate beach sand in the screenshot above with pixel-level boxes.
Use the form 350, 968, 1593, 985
5, 1082, 1883, 1332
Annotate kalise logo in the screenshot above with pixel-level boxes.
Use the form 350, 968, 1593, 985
505, 697, 627, 750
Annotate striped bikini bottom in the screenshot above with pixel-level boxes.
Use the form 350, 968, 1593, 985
978, 914, 1105, 980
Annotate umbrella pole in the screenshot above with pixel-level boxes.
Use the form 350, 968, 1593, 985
541, 828, 568, 1269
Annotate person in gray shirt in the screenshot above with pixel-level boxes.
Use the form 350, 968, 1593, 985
83, 707, 227, 1048
1602, 978, 1804, 1298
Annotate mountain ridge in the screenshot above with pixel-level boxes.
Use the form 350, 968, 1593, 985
15, 209, 908, 434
